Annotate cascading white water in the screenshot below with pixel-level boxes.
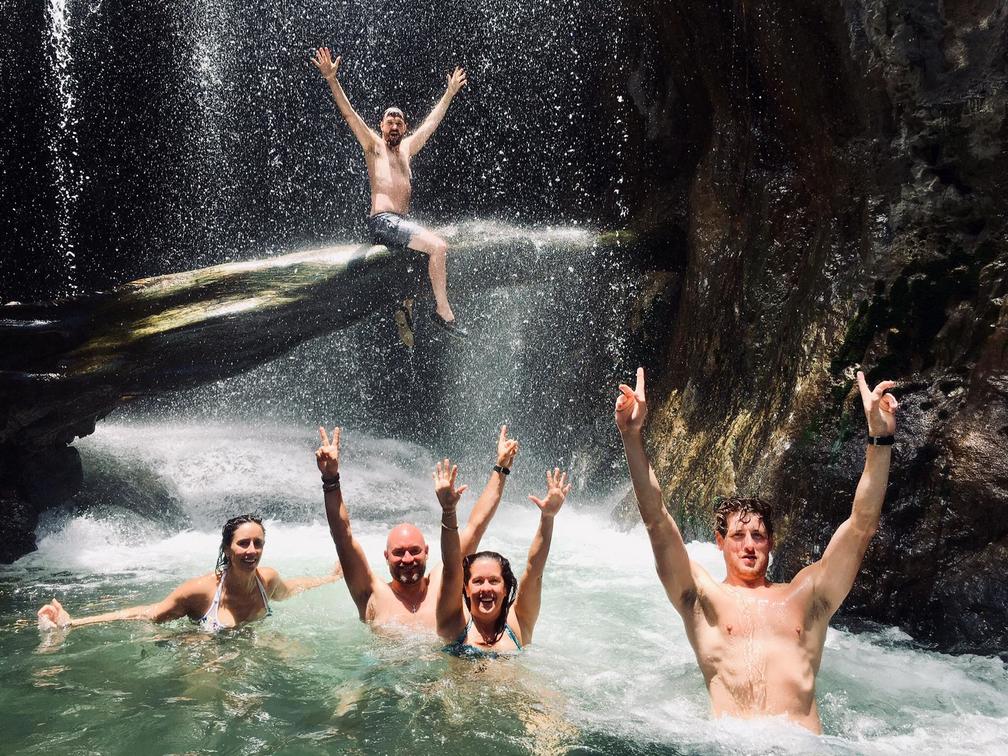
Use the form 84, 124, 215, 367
44, 0, 82, 295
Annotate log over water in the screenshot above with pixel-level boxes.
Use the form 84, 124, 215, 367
0, 223, 619, 562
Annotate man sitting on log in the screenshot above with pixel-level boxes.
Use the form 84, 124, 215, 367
314, 424, 518, 631
312, 47, 468, 340
614, 367, 897, 734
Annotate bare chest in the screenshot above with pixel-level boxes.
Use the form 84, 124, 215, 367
368, 146, 412, 182
367, 589, 436, 630
692, 586, 826, 683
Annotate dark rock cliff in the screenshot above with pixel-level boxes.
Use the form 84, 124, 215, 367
613, 0, 1007, 655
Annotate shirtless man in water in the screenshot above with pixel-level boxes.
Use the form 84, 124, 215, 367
312, 47, 468, 339
315, 424, 519, 630
615, 367, 897, 733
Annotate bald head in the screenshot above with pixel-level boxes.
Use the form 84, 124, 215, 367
384, 523, 429, 585
386, 523, 425, 551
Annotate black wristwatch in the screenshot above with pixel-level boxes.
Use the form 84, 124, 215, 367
493, 464, 510, 476
867, 435, 895, 446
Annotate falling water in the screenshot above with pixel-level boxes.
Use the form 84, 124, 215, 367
43, 0, 82, 295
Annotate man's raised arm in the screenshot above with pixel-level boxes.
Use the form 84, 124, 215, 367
798, 371, 897, 615
404, 67, 467, 156
316, 426, 378, 620
458, 425, 519, 556
616, 368, 698, 614
312, 48, 377, 150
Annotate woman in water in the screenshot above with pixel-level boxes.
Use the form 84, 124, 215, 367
434, 460, 570, 656
36, 514, 343, 632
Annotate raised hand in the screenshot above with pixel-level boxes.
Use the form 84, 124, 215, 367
446, 66, 467, 97
316, 426, 341, 478
615, 367, 648, 435
529, 468, 571, 519
496, 424, 519, 469
312, 47, 341, 81
857, 370, 898, 437
37, 599, 71, 631
433, 458, 469, 512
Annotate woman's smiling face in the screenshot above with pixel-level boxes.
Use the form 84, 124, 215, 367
465, 557, 507, 622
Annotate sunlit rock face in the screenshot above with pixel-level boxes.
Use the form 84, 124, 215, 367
615, 0, 1007, 655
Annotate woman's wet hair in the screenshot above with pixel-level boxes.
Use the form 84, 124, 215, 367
713, 496, 774, 539
462, 551, 519, 644
215, 514, 265, 577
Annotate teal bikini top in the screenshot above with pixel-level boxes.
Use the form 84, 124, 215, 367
444, 619, 522, 659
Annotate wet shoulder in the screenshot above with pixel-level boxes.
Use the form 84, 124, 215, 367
180, 572, 219, 596
257, 566, 280, 594
174, 573, 219, 615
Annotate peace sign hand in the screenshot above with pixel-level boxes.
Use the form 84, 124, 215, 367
856, 371, 898, 437
316, 426, 341, 478
496, 424, 519, 469
615, 367, 648, 435
529, 468, 571, 519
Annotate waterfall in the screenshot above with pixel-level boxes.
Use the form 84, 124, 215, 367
44, 0, 83, 295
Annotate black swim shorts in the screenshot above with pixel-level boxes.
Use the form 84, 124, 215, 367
367, 212, 423, 250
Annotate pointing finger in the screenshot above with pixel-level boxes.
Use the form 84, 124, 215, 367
856, 370, 870, 400
635, 367, 645, 398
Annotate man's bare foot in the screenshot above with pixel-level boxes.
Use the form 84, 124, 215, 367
429, 312, 468, 341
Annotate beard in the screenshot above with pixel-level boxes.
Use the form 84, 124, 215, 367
384, 131, 403, 147
393, 563, 424, 584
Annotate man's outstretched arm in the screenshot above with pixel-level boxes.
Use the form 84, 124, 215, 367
616, 368, 698, 615
404, 67, 467, 156
312, 48, 377, 150
317, 426, 378, 620
458, 425, 519, 556
798, 371, 897, 614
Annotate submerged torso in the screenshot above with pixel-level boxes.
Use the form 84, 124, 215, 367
445, 615, 523, 658
685, 575, 828, 733
366, 140, 412, 215
198, 570, 272, 632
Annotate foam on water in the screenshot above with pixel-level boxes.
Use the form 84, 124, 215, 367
2, 422, 1006, 754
